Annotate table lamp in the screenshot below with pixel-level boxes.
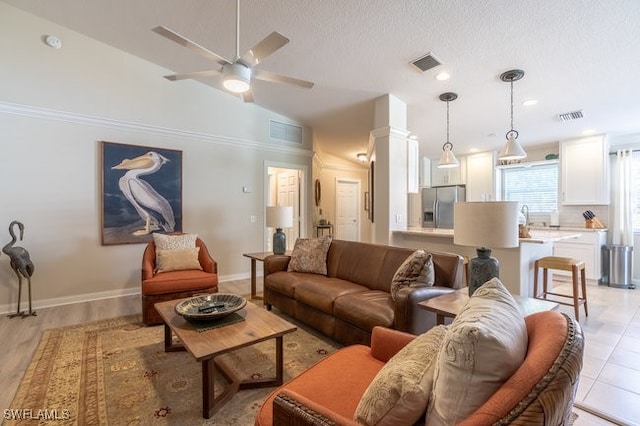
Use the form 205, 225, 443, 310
454, 201, 519, 295
266, 206, 293, 255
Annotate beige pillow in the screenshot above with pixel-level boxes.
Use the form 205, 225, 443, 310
354, 325, 448, 426
286, 236, 332, 275
390, 250, 435, 301
155, 247, 202, 273
426, 278, 528, 425
153, 233, 197, 251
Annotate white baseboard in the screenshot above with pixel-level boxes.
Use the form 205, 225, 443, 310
0, 274, 253, 315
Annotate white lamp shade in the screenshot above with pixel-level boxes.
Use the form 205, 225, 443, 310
454, 201, 519, 248
437, 147, 460, 168
266, 206, 293, 228
498, 134, 527, 160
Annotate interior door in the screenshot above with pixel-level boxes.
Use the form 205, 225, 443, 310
336, 179, 360, 241
277, 170, 300, 249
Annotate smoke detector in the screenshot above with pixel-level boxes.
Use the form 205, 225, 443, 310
43, 35, 62, 49
558, 109, 584, 122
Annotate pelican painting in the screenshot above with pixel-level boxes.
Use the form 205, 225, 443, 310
101, 142, 182, 244
112, 151, 176, 236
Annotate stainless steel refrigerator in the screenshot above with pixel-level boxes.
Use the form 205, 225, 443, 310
422, 185, 466, 229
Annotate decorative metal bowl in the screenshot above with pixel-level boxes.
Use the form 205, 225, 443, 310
174, 293, 247, 321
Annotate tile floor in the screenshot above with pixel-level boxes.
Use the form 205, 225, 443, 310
551, 279, 640, 426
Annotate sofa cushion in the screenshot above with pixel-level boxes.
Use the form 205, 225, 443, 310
155, 247, 202, 273
287, 236, 332, 275
426, 278, 528, 426
295, 278, 368, 314
354, 324, 448, 426
390, 250, 434, 301
334, 291, 394, 330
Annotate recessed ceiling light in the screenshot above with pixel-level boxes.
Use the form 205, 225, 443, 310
468, 148, 479, 153
408, 134, 418, 140
435, 71, 450, 81
522, 99, 538, 107
582, 129, 596, 135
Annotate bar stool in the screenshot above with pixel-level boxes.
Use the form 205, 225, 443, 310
533, 256, 588, 320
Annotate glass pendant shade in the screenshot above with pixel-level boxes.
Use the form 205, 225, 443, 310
438, 143, 460, 168
223, 63, 251, 93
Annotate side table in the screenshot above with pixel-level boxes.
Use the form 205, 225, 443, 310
242, 251, 291, 300
418, 287, 559, 325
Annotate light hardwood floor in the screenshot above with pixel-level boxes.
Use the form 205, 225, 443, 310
0, 278, 635, 425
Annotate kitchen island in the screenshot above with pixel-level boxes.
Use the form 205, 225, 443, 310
392, 228, 581, 297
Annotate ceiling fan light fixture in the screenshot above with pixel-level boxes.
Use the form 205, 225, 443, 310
437, 92, 460, 169
356, 153, 367, 163
223, 63, 251, 93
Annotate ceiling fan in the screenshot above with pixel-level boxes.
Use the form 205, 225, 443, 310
152, 0, 314, 102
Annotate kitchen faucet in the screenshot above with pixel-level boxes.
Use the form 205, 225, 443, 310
521, 204, 530, 226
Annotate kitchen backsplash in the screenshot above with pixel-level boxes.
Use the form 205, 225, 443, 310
529, 205, 609, 228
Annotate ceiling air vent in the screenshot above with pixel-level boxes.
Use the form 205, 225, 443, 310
270, 120, 303, 144
410, 52, 442, 72
558, 109, 584, 122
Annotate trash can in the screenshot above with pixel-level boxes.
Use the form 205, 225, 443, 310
601, 245, 634, 289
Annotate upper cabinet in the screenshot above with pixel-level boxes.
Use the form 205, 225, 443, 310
560, 135, 609, 205
431, 155, 466, 186
465, 151, 496, 201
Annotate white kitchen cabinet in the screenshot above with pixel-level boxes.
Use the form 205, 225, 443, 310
431, 155, 466, 186
552, 230, 607, 280
465, 151, 496, 201
560, 135, 609, 205
420, 157, 431, 187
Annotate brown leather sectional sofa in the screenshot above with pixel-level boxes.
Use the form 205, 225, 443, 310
263, 239, 465, 345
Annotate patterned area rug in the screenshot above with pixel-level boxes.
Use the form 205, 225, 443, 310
7, 312, 341, 425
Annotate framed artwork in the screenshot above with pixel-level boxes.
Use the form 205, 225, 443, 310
100, 141, 183, 245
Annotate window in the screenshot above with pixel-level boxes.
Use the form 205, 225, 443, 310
633, 152, 640, 231
501, 162, 558, 213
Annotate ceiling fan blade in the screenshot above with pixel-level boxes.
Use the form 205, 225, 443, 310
239, 32, 289, 67
253, 69, 314, 89
164, 69, 222, 81
242, 89, 255, 103
152, 26, 231, 65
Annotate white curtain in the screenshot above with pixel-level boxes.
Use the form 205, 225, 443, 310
611, 149, 633, 245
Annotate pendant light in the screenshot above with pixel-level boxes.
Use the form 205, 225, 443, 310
437, 92, 460, 168
499, 69, 527, 160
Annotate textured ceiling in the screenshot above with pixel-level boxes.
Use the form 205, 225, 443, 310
5, 0, 640, 164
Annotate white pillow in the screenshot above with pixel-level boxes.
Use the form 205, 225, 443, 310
390, 250, 434, 301
425, 278, 528, 425
354, 325, 448, 426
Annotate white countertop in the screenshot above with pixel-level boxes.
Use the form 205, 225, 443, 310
397, 227, 582, 244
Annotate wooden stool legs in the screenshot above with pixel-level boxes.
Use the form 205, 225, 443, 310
533, 257, 588, 321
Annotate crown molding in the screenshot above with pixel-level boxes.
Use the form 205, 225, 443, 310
0, 101, 312, 157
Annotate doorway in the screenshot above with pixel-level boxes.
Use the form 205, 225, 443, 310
265, 163, 306, 252
335, 178, 361, 241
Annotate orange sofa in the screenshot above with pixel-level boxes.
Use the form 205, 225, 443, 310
141, 236, 219, 325
255, 310, 583, 426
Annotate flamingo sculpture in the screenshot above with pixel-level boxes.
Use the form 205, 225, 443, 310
112, 151, 176, 236
2, 220, 36, 317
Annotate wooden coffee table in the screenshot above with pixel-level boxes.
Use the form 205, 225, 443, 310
418, 287, 559, 325
155, 299, 297, 419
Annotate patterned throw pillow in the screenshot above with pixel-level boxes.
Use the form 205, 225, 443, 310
153, 233, 197, 251
354, 325, 448, 426
286, 236, 332, 275
425, 278, 528, 425
390, 250, 435, 301
155, 247, 202, 273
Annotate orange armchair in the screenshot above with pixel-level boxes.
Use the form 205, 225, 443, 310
141, 236, 218, 325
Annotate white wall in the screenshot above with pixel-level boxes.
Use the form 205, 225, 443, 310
0, 3, 312, 312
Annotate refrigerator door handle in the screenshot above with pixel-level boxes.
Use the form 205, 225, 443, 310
433, 200, 439, 228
